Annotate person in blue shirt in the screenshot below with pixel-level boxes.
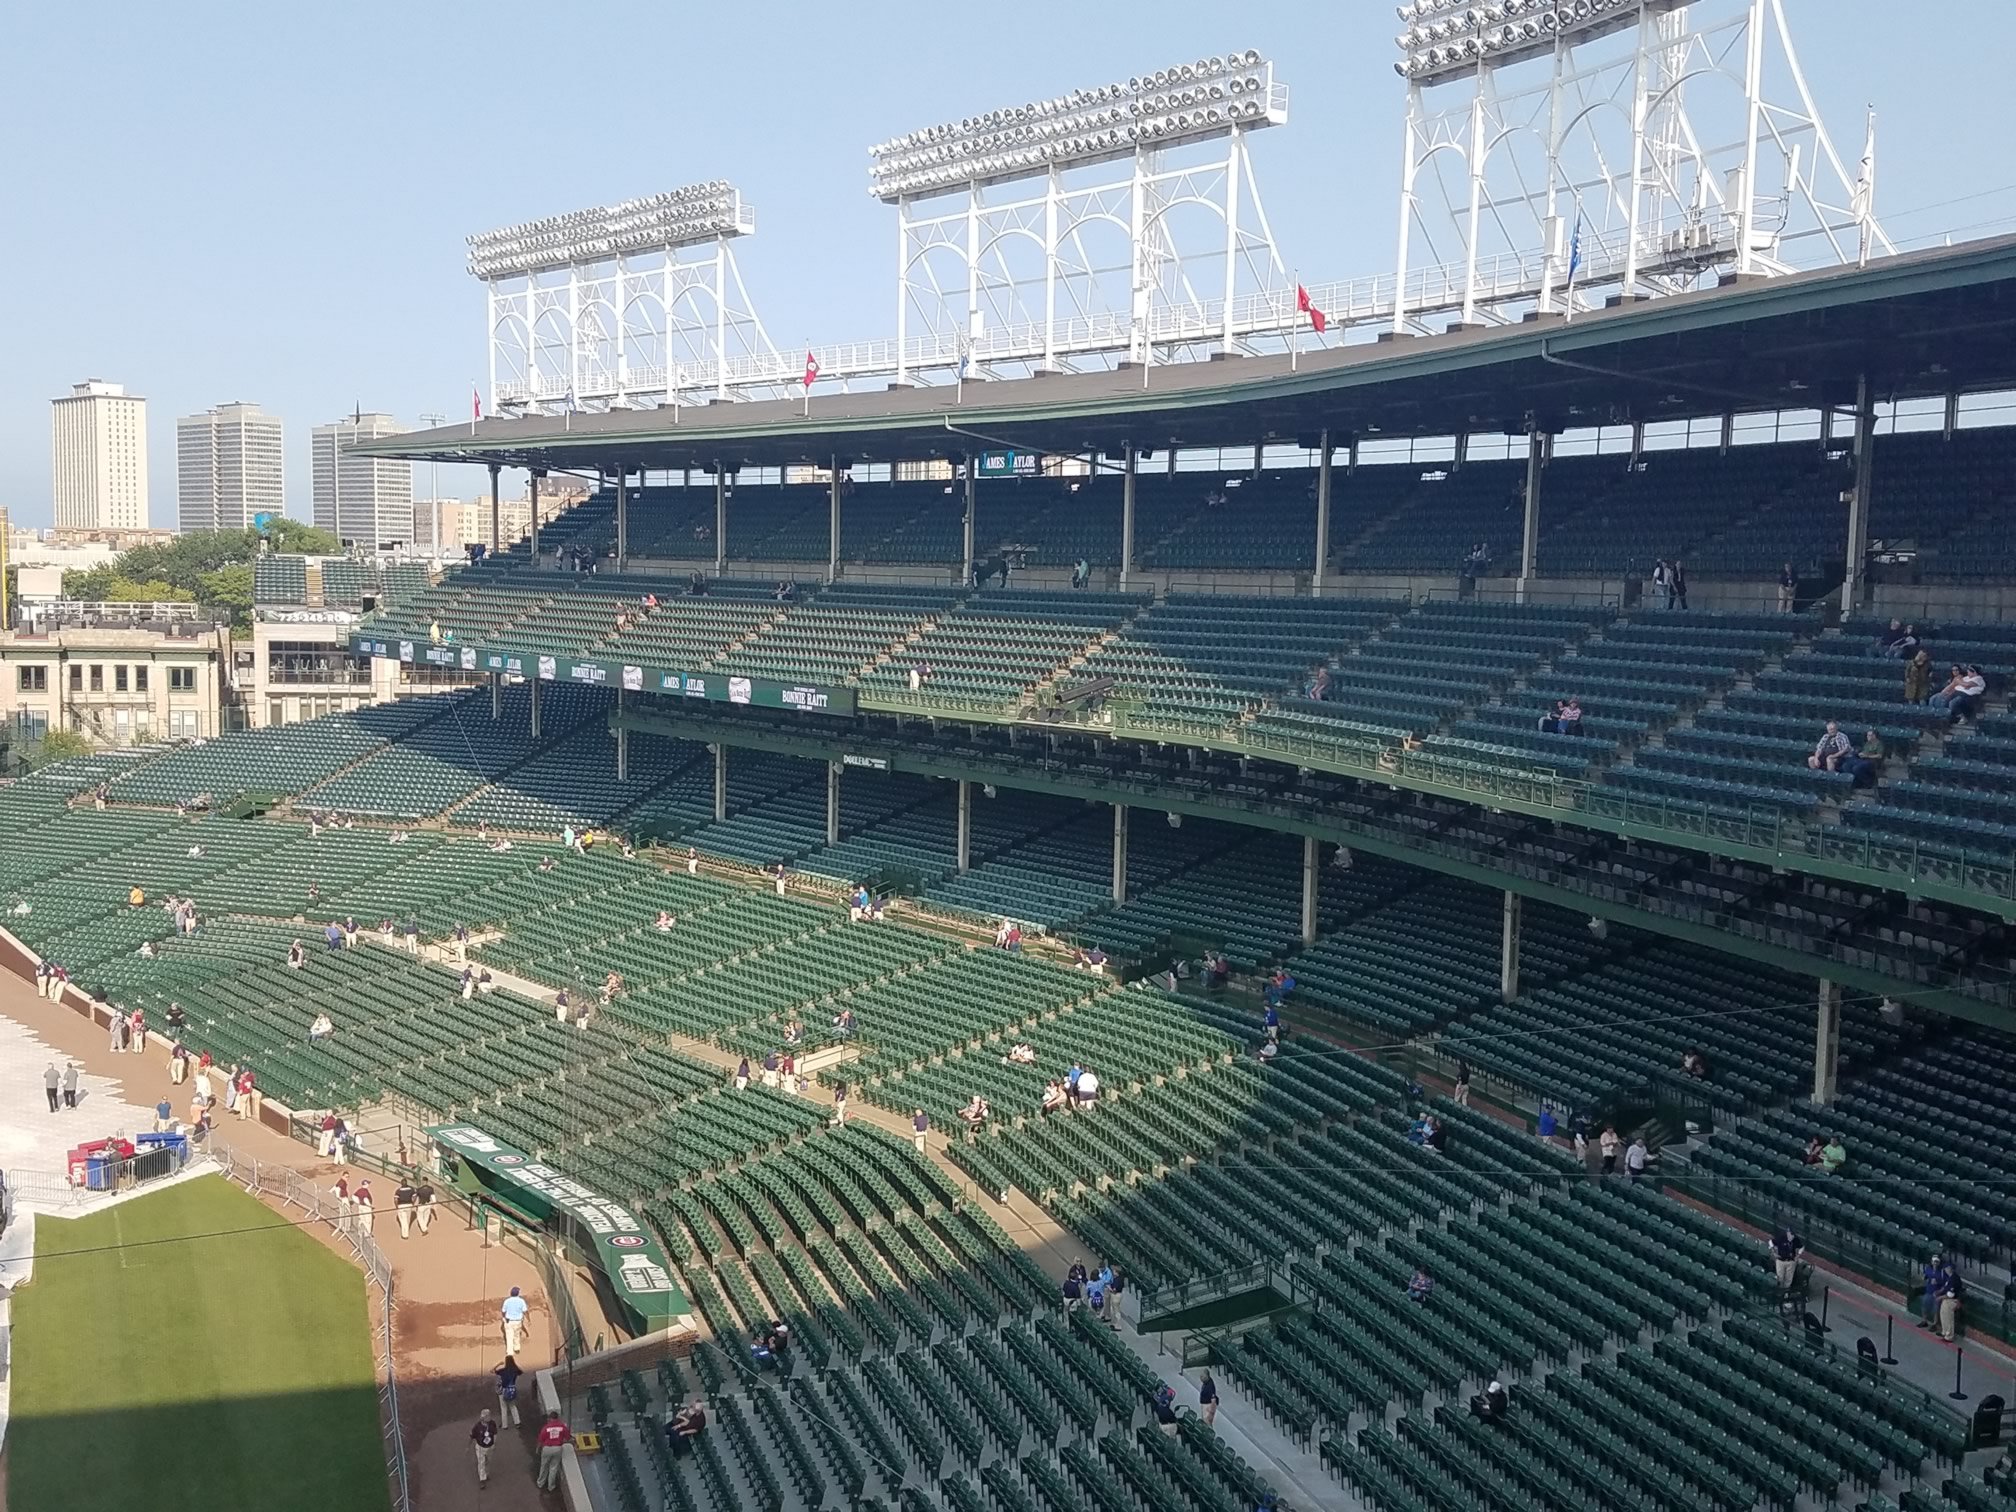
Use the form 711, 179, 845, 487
1262, 1004, 1280, 1043
1919, 1252, 1950, 1330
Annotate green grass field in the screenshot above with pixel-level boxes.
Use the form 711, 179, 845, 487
8, 1174, 391, 1512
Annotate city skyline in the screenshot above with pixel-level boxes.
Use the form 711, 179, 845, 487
9, 2, 2016, 527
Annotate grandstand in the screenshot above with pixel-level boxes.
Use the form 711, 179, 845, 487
21, 173, 2016, 1512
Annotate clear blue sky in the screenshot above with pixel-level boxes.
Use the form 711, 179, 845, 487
6, 1, 2012, 527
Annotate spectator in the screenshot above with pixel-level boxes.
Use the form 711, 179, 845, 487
1937, 1269, 1962, 1343
832, 1080, 848, 1126
1537, 1106, 1557, 1140
1062, 1269, 1083, 1312
1670, 560, 1689, 610
1624, 1133, 1648, 1182
285, 938, 305, 970
1807, 721, 1852, 772
1071, 558, 1090, 589
1802, 1135, 1825, 1167
1152, 1385, 1181, 1437
1904, 648, 1934, 704
1598, 1125, 1620, 1176
1870, 618, 1910, 656
1681, 1049, 1708, 1080
1425, 1116, 1448, 1154
1539, 697, 1583, 736
734, 1057, 750, 1092
1307, 664, 1333, 702
1074, 1067, 1100, 1108
1468, 1379, 1511, 1424
1919, 1251, 1950, 1330
1842, 728, 1884, 787
1652, 559, 1674, 609
1819, 1134, 1847, 1174
1777, 562, 1798, 613
1453, 1061, 1472, 1107
1040, 1080, 1067, 1115
1197, 1370, 1219, 1426
1406, 1267, 1433, 1303
667, 1401, 707, 1457
912, 1108, 929, 1154
493, 1354, 523, 1425
308, 1012, 334, 1042
1769, 1226, 1804, 1289
1931, 664, 1986, 722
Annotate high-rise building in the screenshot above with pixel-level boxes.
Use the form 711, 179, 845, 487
176, 402, 284, 533
51, 380, 149, 530
311, 413, 412, 546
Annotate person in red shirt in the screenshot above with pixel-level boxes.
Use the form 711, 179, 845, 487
536, 1411, 571, 1490
235, 1067, 259, 1122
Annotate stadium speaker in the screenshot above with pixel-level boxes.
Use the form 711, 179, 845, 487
361, 593, 379, 614
1296, 432, 1323, 451
1103, 446, 1126, 461
834, 457, 855, 471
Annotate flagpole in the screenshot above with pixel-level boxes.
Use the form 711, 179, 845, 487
1290, 272, 1300, 372
803, 339, 812, 418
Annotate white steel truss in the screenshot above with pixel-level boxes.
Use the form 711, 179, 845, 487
889, 123, 1289, 385
485, 234, 784, 414
1389, 0, 1893, 335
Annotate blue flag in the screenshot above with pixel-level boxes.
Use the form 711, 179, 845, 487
1567, 216, 1583, 282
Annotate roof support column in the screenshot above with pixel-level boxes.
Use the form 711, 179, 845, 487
1813, 979, 1841, 1105
529, 676, 541, 739
713, 743, 727, 823
1301, 834, 1319, 947
529, 470, 543, 561
1312, 429, 1333, 599
1843, 374, 1875, 615
714, 464, 727, 577
1111, 802, 1128, 904
487, 462, 501, 555
615, 467, 629, 571
1517, 423, 1547, 602
1717, 414, 1733, 454
1500, 890, 1522, 1001
490, 671, 501, 720
615, 697, 629, 782
1944, 391, 1960, 438
961, 457, 976, 585
828, 459, 842, 584
956, 779, 972, 872
1120, 445, 1137, 592
825, 760, 841, 846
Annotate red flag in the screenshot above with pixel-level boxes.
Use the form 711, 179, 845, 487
803, 350, 820, 390
471, 385, 483, 422
1297, 284, 1327, 335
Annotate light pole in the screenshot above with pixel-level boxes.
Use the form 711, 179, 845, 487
417, 414, 446, 555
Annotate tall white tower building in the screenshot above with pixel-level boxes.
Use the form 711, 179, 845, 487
177, 401, 285, 532
51, 379, 149, 530
311, 413, 412, 546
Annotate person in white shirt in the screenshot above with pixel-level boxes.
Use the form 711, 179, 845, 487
1074, 1069, 1101, 1107
1624, 1135, 1649, 1181
1931, 665, 1986, 722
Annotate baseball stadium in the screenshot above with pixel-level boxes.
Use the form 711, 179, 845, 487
7, 4, 2016, 1511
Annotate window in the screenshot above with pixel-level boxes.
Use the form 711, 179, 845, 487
13, 710, 47, 742
267, 701, 286, 727
172, 710, 201, 740
15, 666, 46, 692
115, 665, 129, 693
135, 666, 149, 693
69, 665, 82, 692
169, 666, 196, 692
89, 664, 104, 692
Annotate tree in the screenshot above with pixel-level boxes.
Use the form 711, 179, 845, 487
197, 563, 254, 622
60, 521, 335, 629
32, 728, 94, 764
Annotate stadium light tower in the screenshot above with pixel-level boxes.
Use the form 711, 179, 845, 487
470, 182, 783, 414
1388, 0, 1892, 334
871, 50, 1291, 384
